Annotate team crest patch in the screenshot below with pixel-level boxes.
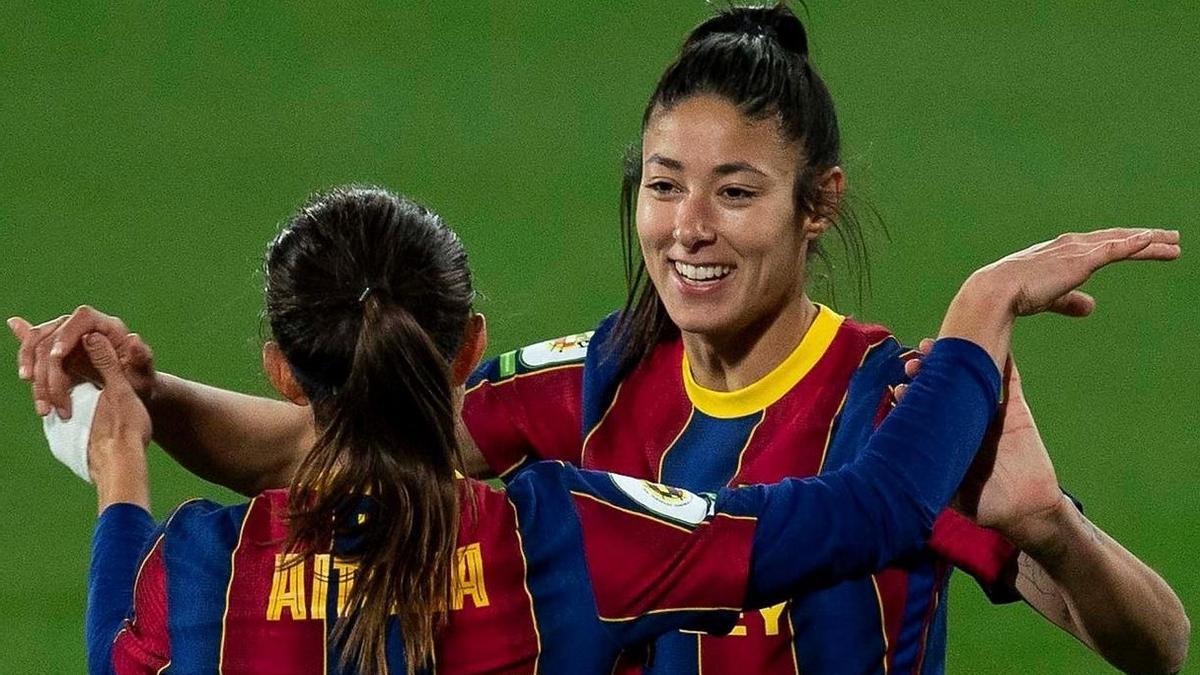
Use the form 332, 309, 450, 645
517, 331, 592, 369
609, 473, 714, 527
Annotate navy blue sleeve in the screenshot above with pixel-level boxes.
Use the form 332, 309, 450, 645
727, 337, 1002, 606
86, 503, 157, 675
506, 337, 1000, 652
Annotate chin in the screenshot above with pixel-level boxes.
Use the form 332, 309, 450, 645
662, 302, 737, 338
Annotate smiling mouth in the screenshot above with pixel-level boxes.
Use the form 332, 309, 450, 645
672, 260, 734, 285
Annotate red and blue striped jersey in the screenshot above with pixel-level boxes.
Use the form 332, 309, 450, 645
88, 338, 1002, 674
463, 306, 1018, 675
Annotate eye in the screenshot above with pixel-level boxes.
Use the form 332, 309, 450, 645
643, 180, 680, 196
720, 186, 758, 201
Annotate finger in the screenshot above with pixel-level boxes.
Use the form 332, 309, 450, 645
33, 335, 54, 416
47, 307, 128, 417
7, 316, 30, 341
16, 315, 66, 382
116, 333, 154, 398
1080, 230, 1155, 268
49, 306, 128, 362
7, 317, 32, 378
83, 333, 131, 391
903, 358, 920, 378
1070, 227, 1177, 245
1127, 242, 1181, 261
893, 383, 908, 403
918, 337, 935, 353
122, 333, 152, 363
46, 347, 76, 419
1046, 290, 1096, 318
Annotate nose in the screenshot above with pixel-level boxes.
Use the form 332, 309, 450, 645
674, 195, 716, 250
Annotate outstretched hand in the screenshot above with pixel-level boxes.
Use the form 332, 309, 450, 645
940, 228, 1181, 370
981, 227, 1181, 318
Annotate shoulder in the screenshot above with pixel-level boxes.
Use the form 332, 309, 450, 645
158, 496, 260, 559
838, 315, 905, 352
466, 323, 603, 389
837, 315, 917, 376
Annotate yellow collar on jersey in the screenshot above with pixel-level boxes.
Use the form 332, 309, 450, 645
682, 304, 845, 419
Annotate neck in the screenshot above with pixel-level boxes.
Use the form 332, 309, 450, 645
682, 295, 819, 392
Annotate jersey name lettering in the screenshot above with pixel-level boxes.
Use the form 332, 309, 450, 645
265, 543, 489, 620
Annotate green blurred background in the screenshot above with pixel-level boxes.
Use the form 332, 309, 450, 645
1, 2, 1196, 672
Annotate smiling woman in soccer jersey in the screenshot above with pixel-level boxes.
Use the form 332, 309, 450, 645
34, 186, 1134, 674
476, 6, 1185, 673
17, 4, 1189, 674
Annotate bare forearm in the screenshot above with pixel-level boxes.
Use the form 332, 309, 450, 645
92, 442, 151, 515
1017, 498, 1189, 674
147, 373, 313, 495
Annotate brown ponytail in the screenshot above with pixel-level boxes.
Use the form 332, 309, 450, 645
265, 187, 474, 673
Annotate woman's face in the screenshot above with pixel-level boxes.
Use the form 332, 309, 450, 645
637, 94, 825, 340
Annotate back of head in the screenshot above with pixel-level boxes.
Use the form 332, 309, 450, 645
264, 186, 473, 673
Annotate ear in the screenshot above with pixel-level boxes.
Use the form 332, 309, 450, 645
801, 166, 846, 240
450, 313, 488, 387
262, 341, 310, 406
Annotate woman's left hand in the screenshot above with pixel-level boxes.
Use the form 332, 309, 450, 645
82, 332, 153, 514
898, 342, 1064, 549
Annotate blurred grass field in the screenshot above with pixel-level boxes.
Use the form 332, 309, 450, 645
1, 2, 1196, 672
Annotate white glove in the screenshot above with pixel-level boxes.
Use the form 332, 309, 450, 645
42, 382, 101, 484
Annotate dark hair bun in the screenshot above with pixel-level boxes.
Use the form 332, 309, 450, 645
685, 3, 809, 58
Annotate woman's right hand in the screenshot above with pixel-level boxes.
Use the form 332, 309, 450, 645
940, 228, 1181, 368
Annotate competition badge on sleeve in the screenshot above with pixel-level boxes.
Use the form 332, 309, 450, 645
608, 473, 716, 528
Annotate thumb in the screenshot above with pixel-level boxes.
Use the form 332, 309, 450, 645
83, 333, 128, 388
1045, 290, 1095, 318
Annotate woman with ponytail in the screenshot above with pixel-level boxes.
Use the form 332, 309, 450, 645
35, 184, 1177, 674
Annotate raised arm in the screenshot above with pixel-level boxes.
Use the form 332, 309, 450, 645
13, 308, 328, 494
902, 233, 1188, 672
518, 228, 1182, 648
148, 373, 312, 494
52, 334, 169, 674
969, 362, 1188, 673
7, 305, 547, 487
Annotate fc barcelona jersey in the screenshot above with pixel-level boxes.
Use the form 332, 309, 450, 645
87, 338, 1001, 674
463, 305, 1018, 675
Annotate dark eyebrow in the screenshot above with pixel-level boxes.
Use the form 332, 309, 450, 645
645, 153, 683, 171
713, 161, 768, 178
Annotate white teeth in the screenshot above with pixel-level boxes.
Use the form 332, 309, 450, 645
673, 261, 732, 282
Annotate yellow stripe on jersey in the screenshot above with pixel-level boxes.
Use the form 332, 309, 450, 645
682, 304, 845, 419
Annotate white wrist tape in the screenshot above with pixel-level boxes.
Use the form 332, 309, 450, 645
42, 382, 101, 484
